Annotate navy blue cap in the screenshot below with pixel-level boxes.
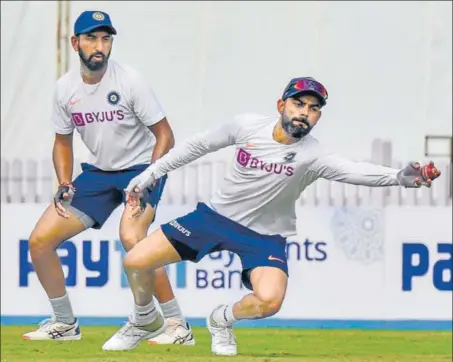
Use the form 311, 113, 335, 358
74, 11, 117, 35
282, 77, 328, 106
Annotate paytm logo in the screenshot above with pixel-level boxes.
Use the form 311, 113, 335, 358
19, 239, 131, 288
19, 239, 189, 289
402, 242, 452, 292
18, 238, 327, 290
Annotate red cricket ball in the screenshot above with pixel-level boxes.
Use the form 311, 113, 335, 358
422, 163, 439, 180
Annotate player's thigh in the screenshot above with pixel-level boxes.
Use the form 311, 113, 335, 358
249, 266, 288, 307
123, 227, 182, 271
126, 203, 223, 270
160, 203, 223, 264
235, 232, 289, 299
119, 174, 167, 249
71, 166, 122, 229
119, 203, 156, 250
29, 204, 88, 252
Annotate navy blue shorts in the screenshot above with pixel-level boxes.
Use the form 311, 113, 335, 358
161, 202, 289, 290
71, 163, 167, 229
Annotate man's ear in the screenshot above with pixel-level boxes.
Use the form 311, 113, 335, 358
71, 35, 79, 52
277, 98, 285, 115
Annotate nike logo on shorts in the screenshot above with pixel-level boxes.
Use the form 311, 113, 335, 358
268, 255, 284, 263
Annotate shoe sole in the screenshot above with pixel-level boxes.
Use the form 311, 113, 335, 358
102, 319, 169, 351
148, 336, 196, 346
212, 351, 238, 356
181, 338, 196, 346
23, 334, 82, 341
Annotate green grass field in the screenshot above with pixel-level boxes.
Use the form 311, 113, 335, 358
1, 326, 451, 362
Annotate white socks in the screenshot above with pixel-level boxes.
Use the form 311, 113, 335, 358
134, 300, 158, 326
134, 298, 185, 326
160, 298, 184, 321
212, 304, 238, 327
49, 293, 75, 325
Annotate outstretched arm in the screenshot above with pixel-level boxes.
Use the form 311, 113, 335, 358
310, 153, 440, 188
125, 120, 241, 194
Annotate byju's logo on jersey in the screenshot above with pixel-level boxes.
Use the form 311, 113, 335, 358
107, 91, 121, 105
71, 110, 125, 127
237, 149, 294, 176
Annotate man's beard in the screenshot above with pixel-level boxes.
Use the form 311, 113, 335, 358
79, 49, 110, 72
281, 114, 312, 138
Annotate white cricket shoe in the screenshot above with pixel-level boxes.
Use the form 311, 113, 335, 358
102, 313, 167, 351
22, 318, 81, 341
206, 306, 237, 356
148, 317, 195, 345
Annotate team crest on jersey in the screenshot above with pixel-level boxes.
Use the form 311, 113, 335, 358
92, 12, 105, 21
107, 91, 121, 105
284, 152, 296, 163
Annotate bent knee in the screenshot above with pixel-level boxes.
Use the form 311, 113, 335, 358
123, 249, 148, 271
28, 231, 53, 258
119, 230, 144, 251
253, 294, 284, 318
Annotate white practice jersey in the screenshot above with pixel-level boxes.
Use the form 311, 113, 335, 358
51, 60, 165, 171
147, 114, 400, 237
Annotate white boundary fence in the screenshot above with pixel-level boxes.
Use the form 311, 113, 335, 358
1, 139, 451, 207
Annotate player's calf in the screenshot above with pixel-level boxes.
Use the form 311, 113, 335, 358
26, 206, 89, 327
233, 266, 287, 320
103, 229, 183, 350
207, 267, 288, 356
256, 298, 282, 318
206, 293, 283, 356
241, 292, 283, 319
121, 230, 182, 314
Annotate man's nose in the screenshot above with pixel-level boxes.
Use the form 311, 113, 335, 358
300, 112, 308, 118
300, 104, 309, 117
94, 39, 104, 52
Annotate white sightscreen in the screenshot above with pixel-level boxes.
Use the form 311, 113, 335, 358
2, 1, 451, 164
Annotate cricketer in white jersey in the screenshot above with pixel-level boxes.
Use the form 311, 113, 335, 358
23, 10, 194, 349
132, 112, 404, 237
53, 58, 166, 171
119, 76, 441, 356
51, 58, 170, 229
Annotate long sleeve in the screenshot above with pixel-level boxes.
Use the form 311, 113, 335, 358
148, 119, 242, 179
310, 152, 400, 187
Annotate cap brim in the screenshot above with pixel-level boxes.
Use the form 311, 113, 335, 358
76, 24, 117, 35
286, 90, 326, 106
